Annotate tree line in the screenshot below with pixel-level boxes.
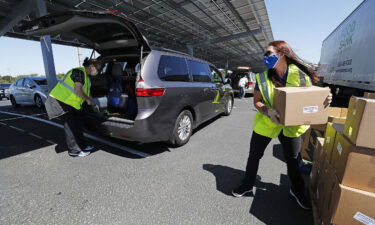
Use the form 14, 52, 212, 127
0, 73, 65, 84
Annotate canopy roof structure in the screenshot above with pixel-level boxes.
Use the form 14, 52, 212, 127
0, 0, 273, 71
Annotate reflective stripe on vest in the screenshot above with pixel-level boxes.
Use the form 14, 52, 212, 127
259, 72, 272, 107
49, 67, 90, 110
253, 64, 311, 138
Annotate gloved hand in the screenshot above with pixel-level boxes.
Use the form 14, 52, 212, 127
324, 93, 333, 107
268, 108, 280, 124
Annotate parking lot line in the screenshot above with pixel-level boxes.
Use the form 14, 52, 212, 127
0, 110, 150, 158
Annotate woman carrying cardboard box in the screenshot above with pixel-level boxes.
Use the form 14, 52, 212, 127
232, 41, 332, 210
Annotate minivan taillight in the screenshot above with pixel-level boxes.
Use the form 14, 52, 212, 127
136, 88, 165, 97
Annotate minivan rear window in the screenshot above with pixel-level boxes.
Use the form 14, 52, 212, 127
158, 56, 190, 82
188, 60, 211, 82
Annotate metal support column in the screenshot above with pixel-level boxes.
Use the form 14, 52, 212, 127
35, 0, 57, 91
225, 60, 229, 78
186, 44, 194, 56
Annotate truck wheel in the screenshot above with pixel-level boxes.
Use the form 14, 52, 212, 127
10, 95, 20, 107
169, 110, 193, 147
34, 95, 43, 109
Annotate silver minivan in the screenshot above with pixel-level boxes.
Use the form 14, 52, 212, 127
9, 77, 48, 108
25, 10, 234, 146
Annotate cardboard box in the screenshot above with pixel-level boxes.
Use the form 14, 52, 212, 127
315, 162, 335, 219
301, 125, 326, 161
311, 137, 325, 192
331, 131, 375, 193
273, 86, 330, 126
321, 168, 338, 225
325, 182, 375, 225
344, 97, 375, 149
364, 92, 375, 99
323, 123, 344, 164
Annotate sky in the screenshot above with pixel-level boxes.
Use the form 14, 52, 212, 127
0, 0, 364, 76
264, 0, 363, 63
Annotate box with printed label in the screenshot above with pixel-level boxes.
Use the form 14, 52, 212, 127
273, 86, 330, 126
364, 92, 375, 99
331, 131, 375, 193
325, 181, 375, 225
344, 97, 375, 149
323, 123, 344, 165
311, 137, 325, 192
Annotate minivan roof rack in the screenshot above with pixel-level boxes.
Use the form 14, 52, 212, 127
151, 47, 192, 57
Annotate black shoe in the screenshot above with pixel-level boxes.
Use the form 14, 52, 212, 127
289, 188, 311, 210
232, 184, 253, 197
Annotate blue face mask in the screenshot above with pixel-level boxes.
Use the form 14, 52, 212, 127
263, 55, 279, 69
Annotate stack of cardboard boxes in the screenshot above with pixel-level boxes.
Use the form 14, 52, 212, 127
301, 107, 348, 162
310, 96, 375, 225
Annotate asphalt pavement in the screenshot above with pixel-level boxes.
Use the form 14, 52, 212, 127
0, 98, 314, 225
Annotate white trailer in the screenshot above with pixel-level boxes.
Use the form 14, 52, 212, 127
318, 0, 375, 97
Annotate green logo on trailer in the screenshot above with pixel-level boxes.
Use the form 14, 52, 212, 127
339, 21, 356, 53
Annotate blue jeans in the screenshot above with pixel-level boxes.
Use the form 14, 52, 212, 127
239, 87, 245, 98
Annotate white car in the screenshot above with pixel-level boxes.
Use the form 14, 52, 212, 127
9, 77, 49, 108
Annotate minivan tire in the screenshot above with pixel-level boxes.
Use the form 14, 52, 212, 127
169, 110, 193, 147
34, 95, 43, 109
223, 97, 233, 116
10, 95, 20, 107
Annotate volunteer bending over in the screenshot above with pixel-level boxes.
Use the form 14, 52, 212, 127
232, 41, 332, 210
48, 58, 100, 157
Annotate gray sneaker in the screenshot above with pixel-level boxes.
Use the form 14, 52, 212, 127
69, 151, 90, 157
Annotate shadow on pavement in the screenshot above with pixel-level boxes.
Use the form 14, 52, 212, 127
203, 164, 314, 225
0, 104, 170, 159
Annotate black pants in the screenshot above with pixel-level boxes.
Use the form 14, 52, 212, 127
242, 131, 305, 192
60, 105, 87, 154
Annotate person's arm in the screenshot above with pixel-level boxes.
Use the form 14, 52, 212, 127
253, 90, 268, 114
74, 82, 93, 105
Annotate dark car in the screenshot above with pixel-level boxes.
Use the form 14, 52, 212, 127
25, 10, 234, 146
0, 83, 11, 100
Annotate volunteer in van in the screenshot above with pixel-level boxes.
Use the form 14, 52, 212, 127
232, 41, 332, 210
47, 58, 101, 157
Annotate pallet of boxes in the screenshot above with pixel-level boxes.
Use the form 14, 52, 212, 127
310, 93, 375, 225
273, 87, 375, 225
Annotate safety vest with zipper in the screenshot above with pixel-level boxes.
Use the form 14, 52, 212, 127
49, 67, 91, 110
254, 64, 312, 138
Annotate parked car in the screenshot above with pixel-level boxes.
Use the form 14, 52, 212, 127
9, 77, 48, 108
229, 70, 256, 96
25, 10, 234, 146
0, 83, 10, 100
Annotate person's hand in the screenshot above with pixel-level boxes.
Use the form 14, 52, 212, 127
268, 108, 280, 124
324, 93, 333, 107
86, 98, 94, 106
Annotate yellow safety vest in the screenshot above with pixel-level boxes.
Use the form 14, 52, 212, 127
254, 64, 312, 138
49, 67, 91, 110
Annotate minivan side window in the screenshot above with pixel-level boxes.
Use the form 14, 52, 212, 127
158, 55, 190, 82
209, 66, 223, 83
188, 60, 211, 82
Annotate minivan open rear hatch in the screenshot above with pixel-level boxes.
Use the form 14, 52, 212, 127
23, 10, 150, 55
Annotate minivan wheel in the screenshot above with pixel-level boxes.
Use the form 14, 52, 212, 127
10, 95, 20, 107
170, 110, 193, 147
34, 95, 43, 109
223, 97, 233, 116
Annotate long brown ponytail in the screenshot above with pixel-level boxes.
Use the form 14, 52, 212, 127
267, 40, 319, 84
